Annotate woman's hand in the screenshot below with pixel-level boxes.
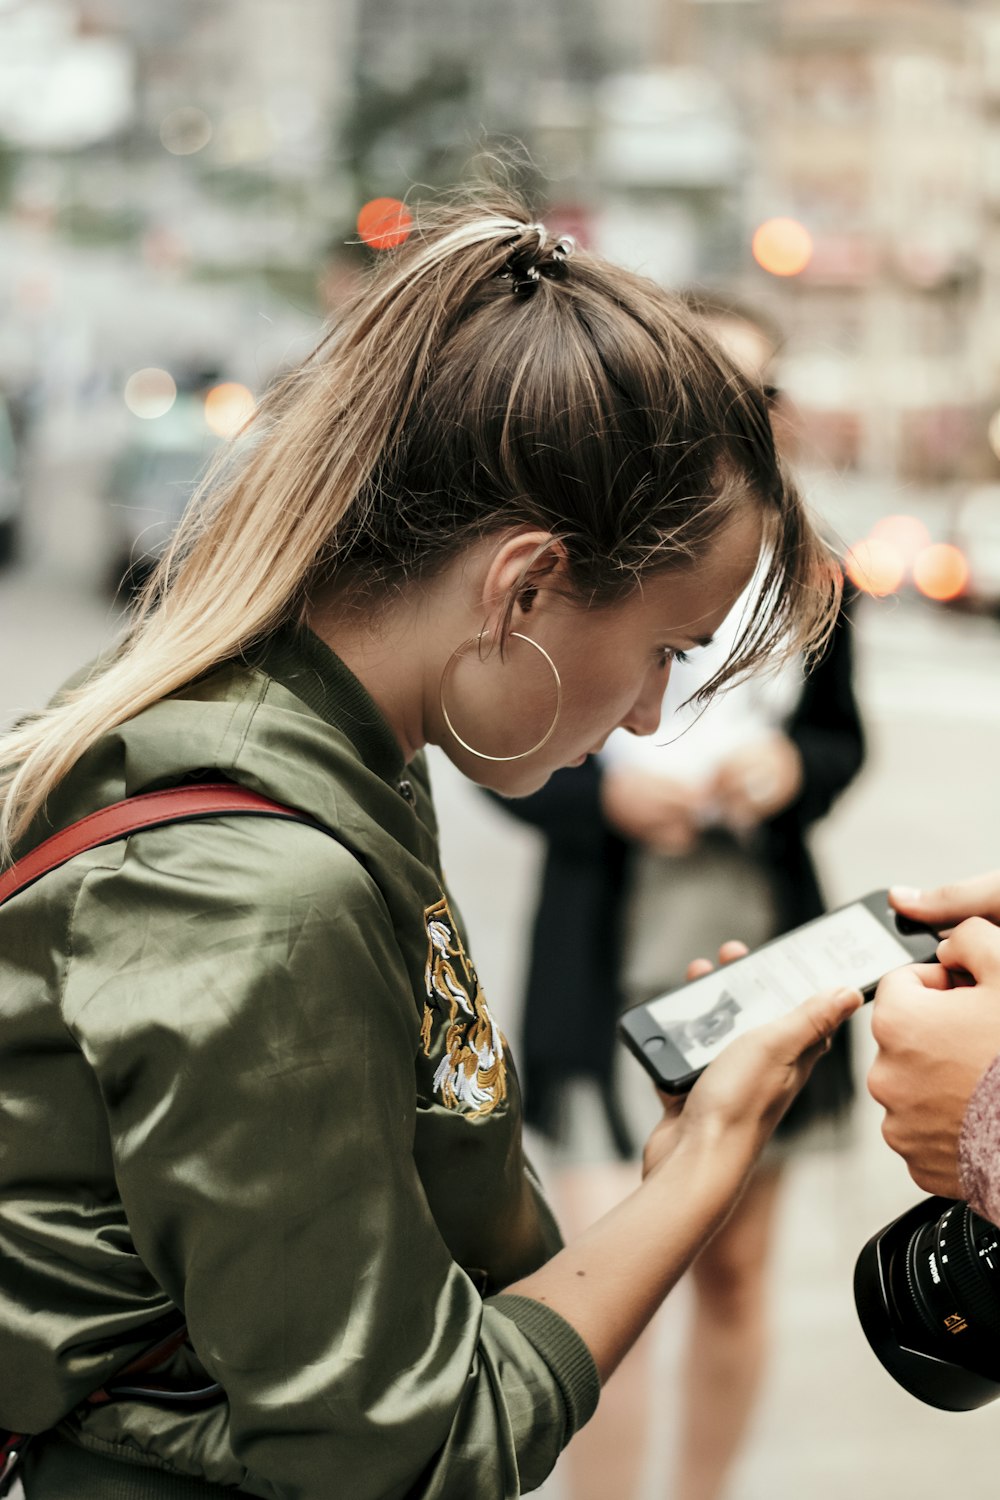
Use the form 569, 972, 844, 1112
641, 942, 861, 1181
600, 766, 704, 855
889, 872, 1000, 933
641, 941, 747, 1177
669, 985, 860, 1175
869, 919, 1000, 1196
510, 959, 859, 1387
709, 731, 804, 831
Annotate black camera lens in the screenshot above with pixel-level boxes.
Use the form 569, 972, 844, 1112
855, 1196, 1000, 1411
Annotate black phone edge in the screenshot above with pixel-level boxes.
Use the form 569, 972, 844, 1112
617, 889, 942, 1096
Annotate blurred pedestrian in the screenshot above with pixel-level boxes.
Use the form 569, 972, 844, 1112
496, 298, 864, 1500
0, 199, 858, 1500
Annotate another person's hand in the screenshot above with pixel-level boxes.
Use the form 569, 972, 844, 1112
889, 871, 1000, 932
709, 732, 804, 832
642, 939, 861, 1180
869, 919, 1000, 1196
601, 766, 704, 855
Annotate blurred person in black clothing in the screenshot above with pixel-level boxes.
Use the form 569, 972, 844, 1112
493, 298, 864, 1500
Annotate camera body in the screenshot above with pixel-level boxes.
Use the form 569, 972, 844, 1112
855, 1195, 1000, 1411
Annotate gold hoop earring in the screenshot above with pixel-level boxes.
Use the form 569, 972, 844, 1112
439, 631, 562, 763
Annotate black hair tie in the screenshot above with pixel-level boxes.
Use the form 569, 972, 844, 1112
501, 230, 576, 297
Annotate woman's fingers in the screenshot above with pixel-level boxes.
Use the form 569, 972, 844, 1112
655, 1088, 686, 1118
936, 917, 1000, 984
685, 957, 714, 981
681, 984, 862, 1157
890, 874, 1000, 930
905, 962, 956, 992
684, 941, 749, 983
773, 985, 864, 1062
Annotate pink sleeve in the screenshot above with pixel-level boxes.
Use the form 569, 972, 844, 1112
959, 1054, 1000, 1228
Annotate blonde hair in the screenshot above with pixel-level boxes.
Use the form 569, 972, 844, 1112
1, 189, 839, 858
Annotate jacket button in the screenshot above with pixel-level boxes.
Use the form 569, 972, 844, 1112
398, 779, 414, 803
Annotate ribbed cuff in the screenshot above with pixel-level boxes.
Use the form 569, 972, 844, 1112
486, 1293, 601, 1437
959, 1052, 1000, 1227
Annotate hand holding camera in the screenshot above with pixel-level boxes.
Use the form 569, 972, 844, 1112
857, 872, 1000, 1411
869, 918, 1000, 1199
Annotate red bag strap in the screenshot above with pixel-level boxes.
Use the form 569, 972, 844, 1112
0, 783, 321, 910
0, 786, 316, 1484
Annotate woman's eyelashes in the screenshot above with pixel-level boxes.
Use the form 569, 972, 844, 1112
657, 646, 691, 669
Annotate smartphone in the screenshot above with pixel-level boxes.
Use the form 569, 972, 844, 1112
618, 890, 940, 1093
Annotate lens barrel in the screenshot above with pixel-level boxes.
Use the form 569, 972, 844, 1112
855, 1196, 1000, 1411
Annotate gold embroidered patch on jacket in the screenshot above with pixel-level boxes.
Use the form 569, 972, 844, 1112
421, 895, 508, 1117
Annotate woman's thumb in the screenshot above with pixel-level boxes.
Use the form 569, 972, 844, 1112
890, 876, 1000, 929
780, 986, 863, 1060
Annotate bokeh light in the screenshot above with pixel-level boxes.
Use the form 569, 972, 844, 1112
752, 217, 814, 277
357, 197, 413, 250
869, 513, 932, 565
912, 543, 969, 602
844, 537, 906, 597
159, 107, 213, 156
214, 108, 275, 165
203, 381, 256, 437
123, 367, 177, 420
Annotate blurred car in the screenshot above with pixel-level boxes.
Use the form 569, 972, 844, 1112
0, 396, 23, 566
948, 485, 1000, 617
104, 391, 220, 594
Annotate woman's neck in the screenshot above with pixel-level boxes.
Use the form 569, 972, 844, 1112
305, 577, 468, 766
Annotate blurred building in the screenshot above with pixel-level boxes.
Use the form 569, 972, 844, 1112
3, 0, 1000, 516
600, 0, 1000, 484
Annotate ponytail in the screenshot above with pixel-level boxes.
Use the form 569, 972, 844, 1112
1, 191, 838, 856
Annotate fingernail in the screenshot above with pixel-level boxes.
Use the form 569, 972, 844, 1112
890, 885, 921, 905
834, 986, 863, 1005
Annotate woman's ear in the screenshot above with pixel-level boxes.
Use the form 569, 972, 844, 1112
479, 530, 569, 632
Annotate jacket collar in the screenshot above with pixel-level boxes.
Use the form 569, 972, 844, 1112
255, 625, 406, 786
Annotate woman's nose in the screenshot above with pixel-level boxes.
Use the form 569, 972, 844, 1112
619, 666, 669, 737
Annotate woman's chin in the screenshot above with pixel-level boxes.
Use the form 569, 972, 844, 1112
480, 753, 590, 800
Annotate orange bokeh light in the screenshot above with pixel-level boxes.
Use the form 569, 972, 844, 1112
869, 513, 932, 565
357, 197, 413, 250
751, 217, 814, 277
912, 543, 969, 602
203, 382, 255, 438
844, 537, 906, 597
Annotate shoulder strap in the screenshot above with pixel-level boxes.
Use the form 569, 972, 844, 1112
0, 783, 322, 1487
0, 783, 323, 910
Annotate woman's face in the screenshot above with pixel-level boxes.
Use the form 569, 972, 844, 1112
441, 506, 764, 798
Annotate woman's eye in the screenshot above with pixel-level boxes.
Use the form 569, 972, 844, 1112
658, 647, 690, 669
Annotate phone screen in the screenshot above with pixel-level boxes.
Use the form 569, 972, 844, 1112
643, 902, 919, 1076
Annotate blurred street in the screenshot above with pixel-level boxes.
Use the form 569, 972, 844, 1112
4, 2, 1000, 1493
3, 516, 1000, 1499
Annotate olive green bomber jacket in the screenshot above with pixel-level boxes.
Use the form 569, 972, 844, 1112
0, 628, 600, 1497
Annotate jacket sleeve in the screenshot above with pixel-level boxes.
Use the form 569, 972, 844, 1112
959, 1053, 1000, 1228
781, 593, 866, 829
61, 817, 598, 1499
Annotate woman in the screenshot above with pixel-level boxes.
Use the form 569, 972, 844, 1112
492, 298, 863, 1500
499, 595, 862, 1500
0, 196, 860, 1499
